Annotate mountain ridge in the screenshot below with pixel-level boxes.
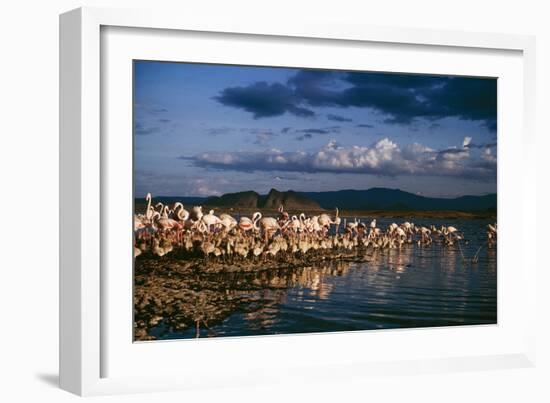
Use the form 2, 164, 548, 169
300, 188, 496, 211
139, 187, 496, 212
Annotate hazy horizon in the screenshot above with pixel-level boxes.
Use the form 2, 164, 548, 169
134, 61, 497, 198
135, 186, 497, 200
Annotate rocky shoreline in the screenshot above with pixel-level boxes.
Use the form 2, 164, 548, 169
134, 249, 374, 341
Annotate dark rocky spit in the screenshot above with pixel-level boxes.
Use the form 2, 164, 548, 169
134, 249, 374, 341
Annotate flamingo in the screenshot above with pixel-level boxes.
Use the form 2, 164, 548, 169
219, 213, 237, 231
277, 205, 289, 224
190, 206, 203, 221
318, 207, 340, 232
255, 212, 280, 243
265, 239, 281, 260
152, 238, 167, 257
487, 223, 497, 246
239, 212, 261, 233
252, 241, 264, 261
172, 202, 189, 221
200, 239, 216, 261
155, 209, 182, 231
346, 218, 359, 233
288, 215, 302, 233
134, 193, 155, 231
154, 202, 166, 218
134, 194, 490, 262
234, 242, 249, 260
145, 193, 153, 220
201, 210, 223, 232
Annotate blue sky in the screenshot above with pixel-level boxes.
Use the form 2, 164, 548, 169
134, 61, 497, 198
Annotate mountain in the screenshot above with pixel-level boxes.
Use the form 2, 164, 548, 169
136, 188, 496, 212
261, 188, 321, 210
205, 188, 321, 210
300, 188, 496, 212
205, 190, 260, 208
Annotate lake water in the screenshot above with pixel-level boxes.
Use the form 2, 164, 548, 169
148, 217, 497, 340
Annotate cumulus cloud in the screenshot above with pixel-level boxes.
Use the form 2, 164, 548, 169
213, 69, 497, 130
182, 136, 496, 180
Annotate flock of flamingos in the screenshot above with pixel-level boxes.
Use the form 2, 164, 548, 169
134, 193, 498, 262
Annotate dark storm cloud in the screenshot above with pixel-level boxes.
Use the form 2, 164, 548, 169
326, 114, 352, 122
214, 70, 496, 130
214, 81, 314, 119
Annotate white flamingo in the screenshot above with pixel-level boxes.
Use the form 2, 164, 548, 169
318, 207, 340, 232
190, 206, 203, 221
288, 215, 302, 233
254, 212, 280, 242
239, 212, 261, 233
219, 213, 237, 231
172, 202, 189, 221
201, 210, 222, 232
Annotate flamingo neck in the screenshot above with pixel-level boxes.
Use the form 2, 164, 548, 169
252, 212, 262, 230
145, 194, 152, 219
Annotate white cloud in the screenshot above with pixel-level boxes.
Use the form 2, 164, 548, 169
186, 137, 496, 180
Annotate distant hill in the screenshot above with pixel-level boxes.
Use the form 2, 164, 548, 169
205, 190, 260, 208
135, 188, 496, 212
260, 188, 321, 210
205, 188, 321, 210
300, 188, 496, 212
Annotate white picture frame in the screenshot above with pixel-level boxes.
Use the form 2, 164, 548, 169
59, 6, 537, 396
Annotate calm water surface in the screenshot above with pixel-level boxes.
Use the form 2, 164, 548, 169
150, 217, 496, 339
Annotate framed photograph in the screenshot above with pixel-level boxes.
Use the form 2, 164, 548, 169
60, 7, 537, 396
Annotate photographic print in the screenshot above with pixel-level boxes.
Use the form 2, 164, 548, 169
133, 61, 497, 341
